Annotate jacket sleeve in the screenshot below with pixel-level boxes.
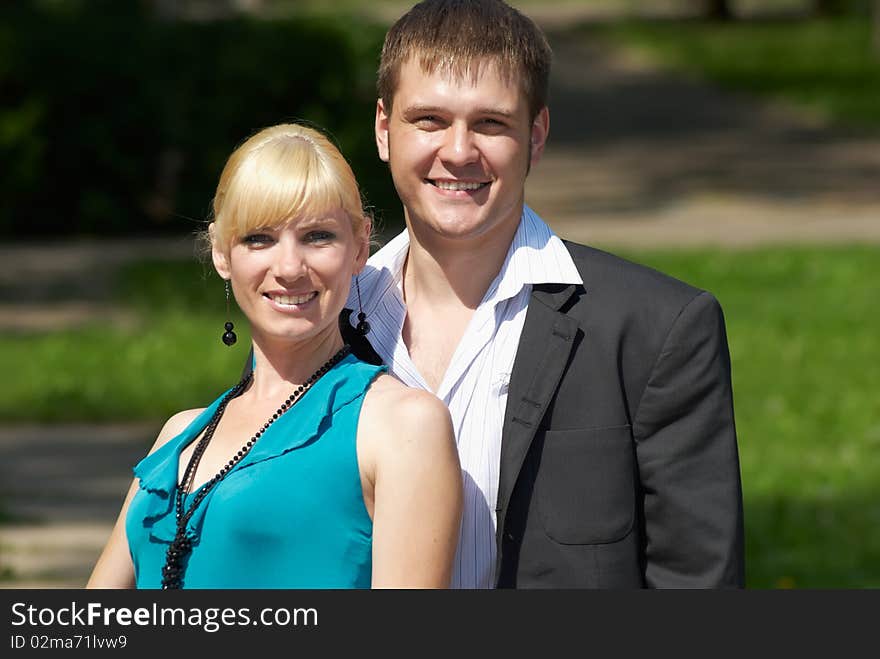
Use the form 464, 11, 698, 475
632, 291, 745, 587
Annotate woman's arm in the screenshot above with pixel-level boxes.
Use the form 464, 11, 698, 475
85, 408, 203, 589
358, 378, 462, 588
85, 478, 140, 588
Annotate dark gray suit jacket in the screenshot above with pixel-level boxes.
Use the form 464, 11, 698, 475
345, 240, 744, 588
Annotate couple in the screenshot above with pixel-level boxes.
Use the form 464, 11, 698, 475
89, 0, 744, 589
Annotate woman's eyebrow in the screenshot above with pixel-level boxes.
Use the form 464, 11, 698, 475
295, 215, 342, 229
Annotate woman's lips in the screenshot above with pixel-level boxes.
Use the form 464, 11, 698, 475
264, 291, 318, 311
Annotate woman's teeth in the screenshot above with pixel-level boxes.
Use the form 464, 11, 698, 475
271, 292, 316, 305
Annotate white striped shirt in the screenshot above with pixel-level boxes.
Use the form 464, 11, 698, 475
347, 205, 583, 588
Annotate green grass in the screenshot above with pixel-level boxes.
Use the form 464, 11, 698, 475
1, 246, 878, 587
593, 17, 880, 130
0, 260, 252, 423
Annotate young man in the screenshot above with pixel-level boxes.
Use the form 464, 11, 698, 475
345, 0, 744, 589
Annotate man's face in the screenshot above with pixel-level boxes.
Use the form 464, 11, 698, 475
375, 57, 548, 249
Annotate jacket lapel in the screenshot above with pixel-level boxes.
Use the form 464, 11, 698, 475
495, 283, 582, 542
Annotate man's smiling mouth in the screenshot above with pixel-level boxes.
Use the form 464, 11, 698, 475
428, 179, 489, 191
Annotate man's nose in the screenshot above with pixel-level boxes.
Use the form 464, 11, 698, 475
439, 122, 479, 167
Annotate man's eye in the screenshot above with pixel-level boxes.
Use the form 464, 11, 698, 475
479, 118, 507, 132
414, 115, 443, 128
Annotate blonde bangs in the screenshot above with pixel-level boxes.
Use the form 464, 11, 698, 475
210, 125, 366, 252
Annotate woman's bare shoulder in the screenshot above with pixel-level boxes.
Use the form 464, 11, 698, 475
150, 408, 204, 454
359, 374, 456, 478
363, 374, 451, 427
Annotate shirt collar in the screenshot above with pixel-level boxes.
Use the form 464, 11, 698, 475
489, 205, 582, 304
346, 204, 583, 314
344, 228, 407, 322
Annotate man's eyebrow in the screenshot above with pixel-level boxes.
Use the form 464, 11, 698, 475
402, 104, 517, 118
475, 107, 516, 118
402, 104, 446, 115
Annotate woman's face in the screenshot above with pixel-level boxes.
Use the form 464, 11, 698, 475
213, 208, 368, 350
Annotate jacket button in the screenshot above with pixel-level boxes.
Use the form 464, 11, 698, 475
504, 532, 515, 542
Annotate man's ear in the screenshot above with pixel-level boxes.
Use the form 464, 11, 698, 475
375, 99, 390, 163
529, 107, 550, 168
209, 223, 231, 280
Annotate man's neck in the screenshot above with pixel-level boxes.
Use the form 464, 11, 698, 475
397, 207, 522, 393
402, 214, 520, 311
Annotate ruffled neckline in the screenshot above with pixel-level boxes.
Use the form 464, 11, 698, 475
131, 353, 381, 543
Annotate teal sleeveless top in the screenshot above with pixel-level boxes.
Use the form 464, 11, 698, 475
125, 354, 385, 589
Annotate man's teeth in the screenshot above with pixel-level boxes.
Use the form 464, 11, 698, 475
433, 180, 486, 191
272, 293, 315, 305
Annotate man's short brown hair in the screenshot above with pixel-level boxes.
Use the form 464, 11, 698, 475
377, 0, 552, 120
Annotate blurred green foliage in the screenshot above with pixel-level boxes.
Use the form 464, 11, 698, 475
594, 16, 880, 130
811, 0, 872, 15
0, 0, 399, 239
0, 258, 244, 422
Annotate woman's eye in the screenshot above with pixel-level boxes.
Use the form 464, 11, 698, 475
242, 233, 274, 245
306, 231, 335, 243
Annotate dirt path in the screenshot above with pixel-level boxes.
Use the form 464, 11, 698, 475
0, 424, 160, 587
2, 12, 879, 589
525, 30, 880, 248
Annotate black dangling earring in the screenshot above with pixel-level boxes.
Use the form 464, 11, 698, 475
355, 276, 370, 336
222, 280, 237, 346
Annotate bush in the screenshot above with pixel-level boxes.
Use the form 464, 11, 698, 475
0, 1, 398, 239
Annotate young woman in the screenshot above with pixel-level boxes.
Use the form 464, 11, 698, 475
87, 124, 462, 589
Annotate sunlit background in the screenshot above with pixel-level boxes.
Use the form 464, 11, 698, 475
1, 0, 878, 588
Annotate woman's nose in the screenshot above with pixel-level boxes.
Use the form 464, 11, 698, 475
272, 240, 307, 281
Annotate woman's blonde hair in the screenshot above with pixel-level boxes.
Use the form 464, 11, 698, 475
204, 123, 369, 254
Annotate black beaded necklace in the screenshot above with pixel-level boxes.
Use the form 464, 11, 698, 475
160, 344, 352, 589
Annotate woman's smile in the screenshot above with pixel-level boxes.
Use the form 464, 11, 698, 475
263, 290, 319, 313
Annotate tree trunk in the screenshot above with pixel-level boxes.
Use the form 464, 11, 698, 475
702, 0, 734, 20
874, 0, 880, 56
813, 0, 847, 16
